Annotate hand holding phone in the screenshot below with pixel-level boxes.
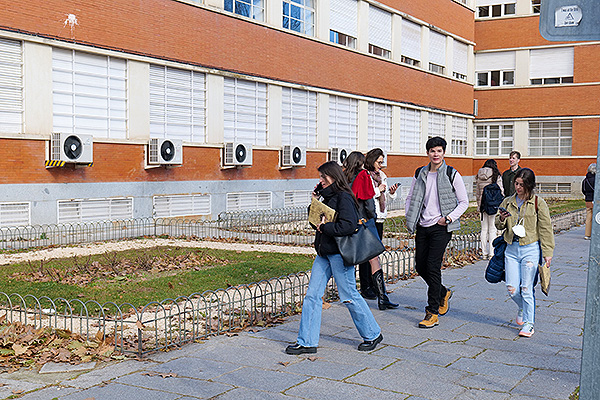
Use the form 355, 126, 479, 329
498, 206, 510, 216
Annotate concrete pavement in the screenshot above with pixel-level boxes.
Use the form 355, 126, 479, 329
1, 226, 588, 400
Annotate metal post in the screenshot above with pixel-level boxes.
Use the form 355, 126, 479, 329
580, 125, 600, 400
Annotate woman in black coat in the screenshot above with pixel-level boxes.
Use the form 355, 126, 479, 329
582, 163, 596, 239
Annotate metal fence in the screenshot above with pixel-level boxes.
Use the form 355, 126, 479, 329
0, 207, 583, 356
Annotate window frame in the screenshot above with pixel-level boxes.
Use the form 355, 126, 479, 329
282, 0, 315, 36
224, 0, 264, 21
528, 120, 572, 156
474, 123, 514, 156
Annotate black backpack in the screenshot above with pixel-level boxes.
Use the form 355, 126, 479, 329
480, 183, 503, 215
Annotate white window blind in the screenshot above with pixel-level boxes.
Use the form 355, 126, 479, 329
401, 19, 422, 61
52, 49, 127, 139
399, 107, 421, 154
451, 117, 468, 155
530, 47, 574, 79
329, 95, 358, 149
0, 202, 30, 227
369, 6, 392, 51
0, 38, 23, 134
475, 51, 515, 71
153, 194, 211, 218
284, 190, 312, 208
58, 197, 133, 224
429, 31, 446, 66
282, 87, 317, 148
368, 102, 392, 152
149, 65, 206, 143
330, 0, 358, 38
476, 0, 514, 5
223, 77, 268, 146
428, 112, 446, 139
226, 192, 272, 211
453, 41, 468, 77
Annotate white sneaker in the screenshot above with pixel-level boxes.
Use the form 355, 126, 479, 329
584, 236, 591, 240
519, 323, 534, 337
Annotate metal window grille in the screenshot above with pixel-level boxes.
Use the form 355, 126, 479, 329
0, 202, 30, 227
0, 38, 23, 134
58, 197, 133, 224
226, 192, 272, 212
153, 194, 211, 218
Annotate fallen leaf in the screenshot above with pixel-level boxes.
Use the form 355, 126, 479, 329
322, 302, 331, 310
307, 356, 319, 361
12, 389, 24, 394
278, 361, 290, 367
12, 344, 28, 356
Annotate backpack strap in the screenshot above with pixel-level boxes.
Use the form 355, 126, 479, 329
414, 165, 456, 191
535, 195, 538, 213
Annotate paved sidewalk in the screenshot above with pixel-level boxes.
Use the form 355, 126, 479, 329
1, 226, 588, 400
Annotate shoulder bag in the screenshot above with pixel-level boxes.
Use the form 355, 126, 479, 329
335, 219, 385, 266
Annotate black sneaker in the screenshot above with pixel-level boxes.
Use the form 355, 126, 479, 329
358, 333, 383, 351
285, 343, 317, 355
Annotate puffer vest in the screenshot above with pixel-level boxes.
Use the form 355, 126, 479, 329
405, 161, 460, 233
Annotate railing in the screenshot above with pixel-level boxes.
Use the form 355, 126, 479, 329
0, 207, 583, 356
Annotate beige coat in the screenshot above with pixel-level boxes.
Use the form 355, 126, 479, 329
475, 167, 504, 209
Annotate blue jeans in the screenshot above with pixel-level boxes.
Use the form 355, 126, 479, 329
297, 254, 381, 347
505, 241, 539, 325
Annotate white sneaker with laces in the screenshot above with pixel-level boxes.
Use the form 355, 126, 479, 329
519, 323, 534, 337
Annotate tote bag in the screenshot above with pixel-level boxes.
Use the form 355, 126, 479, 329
335, 220, 385, 266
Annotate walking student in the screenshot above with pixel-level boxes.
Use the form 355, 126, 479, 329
496, 168, 555, 337
343, 151, 398, 310
476, 159, 504, 259
405, 137, 469, 328
502, 151, 522, 197
286, 161, 383, 355
582, 163, 596, 240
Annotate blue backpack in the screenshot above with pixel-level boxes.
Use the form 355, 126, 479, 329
480, 183, 503, 215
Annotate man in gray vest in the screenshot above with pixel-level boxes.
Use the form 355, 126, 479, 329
405, 137, 469, 328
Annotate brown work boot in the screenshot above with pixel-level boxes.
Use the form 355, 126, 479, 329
439, 289, 453, 316
418, 311, 439, 328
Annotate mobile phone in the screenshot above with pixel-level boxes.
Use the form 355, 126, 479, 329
314, 182, 324, 195
498, 206, 510, 215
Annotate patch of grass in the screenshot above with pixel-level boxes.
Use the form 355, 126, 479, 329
1, 247, 314, 308
569, 386, 579, 400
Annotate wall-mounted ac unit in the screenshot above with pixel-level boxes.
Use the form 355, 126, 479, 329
223, 142, 253, 166
281, 145, 306, 167
148, 138, 183, 165
329, 147, 349, 164
50, 133, 93, 164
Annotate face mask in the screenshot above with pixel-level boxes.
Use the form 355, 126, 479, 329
512, 221, 526, 238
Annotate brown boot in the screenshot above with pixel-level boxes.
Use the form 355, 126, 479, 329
439, 289, 453, 316
418, 311, 439, 328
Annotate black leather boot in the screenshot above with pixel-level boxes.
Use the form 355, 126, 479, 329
373, 269, 399, 310
359, 262, 376, 300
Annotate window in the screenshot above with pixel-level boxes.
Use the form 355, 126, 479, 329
477, 1, 516, 18
226, 192, 272, 211
368, 6, 392, 59
282, 87, 317, 148
453, 41, 468, 80
223, 77, 268, 146
530, 47, 574, 85
538, 183, 571, 194
368, 102, 392, 152
153, 194, 211, 218
428, 112, 446, 139
329, 95, 358, 149
401, 19, 421, 67
532, 0, 541, 13
225, 0, 264, 20
0, 38, 23, 134
474, 124, 513, 156
53, 49, 127, 139
475, 51, 515, 87
529, 120, 572, 156
429, 31, 446, 74
451, 117, 468, 155
58, 197, 133, 224
399, 107, 421, 154
284, 190, 312, 208
0, 202, 30, 227
149, 65, 206, 142
283, 0, 314, 35
330, 0, 358, 49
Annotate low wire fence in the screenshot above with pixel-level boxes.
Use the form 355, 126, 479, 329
0, 207, 583, 357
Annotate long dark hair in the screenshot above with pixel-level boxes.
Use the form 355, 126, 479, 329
365, 148, 384, 172
342, 151, 365, 183
483, 159, 501, 182
318, 161, 357, 204
515, 168, 536, 200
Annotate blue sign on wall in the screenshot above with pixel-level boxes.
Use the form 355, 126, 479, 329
540, 0, 600, 41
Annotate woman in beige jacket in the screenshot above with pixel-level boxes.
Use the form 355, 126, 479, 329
476, 159, 503, 259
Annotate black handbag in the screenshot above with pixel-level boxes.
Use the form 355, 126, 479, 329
335, 219, 385, 266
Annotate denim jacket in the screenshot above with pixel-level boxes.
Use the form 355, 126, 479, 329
495, 194, 555, 258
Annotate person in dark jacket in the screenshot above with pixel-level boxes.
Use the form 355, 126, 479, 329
502, 151, 522, 198
286, 161, 383, 355
582, 163, 596, 240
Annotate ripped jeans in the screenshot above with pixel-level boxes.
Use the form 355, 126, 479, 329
296, 254, 381, 347
505, 241, 540, 325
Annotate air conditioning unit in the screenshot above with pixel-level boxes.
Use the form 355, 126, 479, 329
50, 133, 93, 164
223, 142, 253, 166
281, 145, 306, 167
329, 147, 349, 164
148, 138, 183, 165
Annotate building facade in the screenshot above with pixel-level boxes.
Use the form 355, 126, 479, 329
0, 0, 594, 226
